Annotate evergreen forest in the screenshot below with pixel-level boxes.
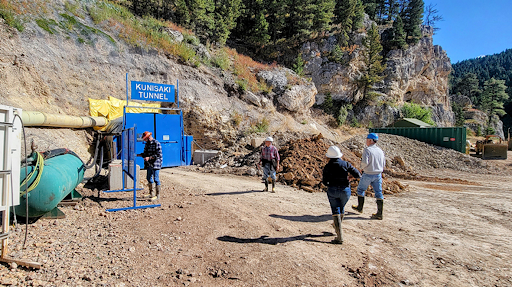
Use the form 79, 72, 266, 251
451, 49, 512, 133
120, 0, 426, 63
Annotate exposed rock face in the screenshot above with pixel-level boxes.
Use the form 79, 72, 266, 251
464, 109, 505, 139
450, 94, 473, 109
383, 26, 453, 126
257, 68, 318, 113
302, 25, 454, 127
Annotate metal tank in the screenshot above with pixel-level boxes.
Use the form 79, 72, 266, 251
14, 151, 85, 218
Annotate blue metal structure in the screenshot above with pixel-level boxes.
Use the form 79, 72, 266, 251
119, 75, 192, 169
123, 110, 192, 168
104, 126, 161, 212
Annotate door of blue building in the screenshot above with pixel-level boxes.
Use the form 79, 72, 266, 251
155, 113, 183, 167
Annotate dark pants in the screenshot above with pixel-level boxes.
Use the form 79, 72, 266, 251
327, 186, 351, 215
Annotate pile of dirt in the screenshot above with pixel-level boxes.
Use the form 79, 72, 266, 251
277, 134, 407, 195
198, 132, 507, 195
341, 134, 499, 174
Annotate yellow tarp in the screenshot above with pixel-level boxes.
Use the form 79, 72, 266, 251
89, 96, 161, 130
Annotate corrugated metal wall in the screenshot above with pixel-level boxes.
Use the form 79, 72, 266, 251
369, 127, 467, 153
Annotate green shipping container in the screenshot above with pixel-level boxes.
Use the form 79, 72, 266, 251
369, 127, 467, 153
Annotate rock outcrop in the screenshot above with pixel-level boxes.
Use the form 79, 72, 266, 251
302, 25, 454, 127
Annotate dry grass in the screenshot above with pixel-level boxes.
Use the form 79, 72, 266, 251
225, 47, 277, 93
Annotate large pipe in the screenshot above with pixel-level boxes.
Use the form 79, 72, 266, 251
21, 111, 107, 128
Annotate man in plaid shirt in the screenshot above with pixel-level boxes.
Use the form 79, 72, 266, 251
258, 137, 280, 192
137, 131, 163, 201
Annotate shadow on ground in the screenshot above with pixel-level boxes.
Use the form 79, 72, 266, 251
206, 190, 263, 196
217, 232, 335, 245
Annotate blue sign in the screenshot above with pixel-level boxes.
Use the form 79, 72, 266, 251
131, 81, 175, 103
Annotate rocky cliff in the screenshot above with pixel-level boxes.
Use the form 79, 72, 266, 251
1, 1, 458, 161
302, 24, 454, 127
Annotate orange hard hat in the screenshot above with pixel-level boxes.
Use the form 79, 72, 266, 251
142, 131, 152, 140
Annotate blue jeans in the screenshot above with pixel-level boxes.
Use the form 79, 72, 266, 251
327, 186, 351, 215
146, 167, 161, 186
356, 173, 383, 199
262, 163, 276, 181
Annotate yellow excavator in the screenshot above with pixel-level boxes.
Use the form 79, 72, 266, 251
475, 135, 508, 160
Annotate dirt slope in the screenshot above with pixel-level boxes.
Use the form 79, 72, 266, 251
2, 157, 512, 286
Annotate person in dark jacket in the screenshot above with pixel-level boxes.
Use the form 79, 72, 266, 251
137, 131, 163, 201
322, 145, 361, 244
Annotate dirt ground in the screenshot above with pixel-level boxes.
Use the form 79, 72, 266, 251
2, 152, 512, 286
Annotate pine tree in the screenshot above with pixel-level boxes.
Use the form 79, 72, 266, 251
313, 0, 336, 34
452, 73, 481, 106
212, 0, 242, 44
358, 23, 386, 97
189, 0, 215, 41
401, 0, 423, 44
452, 102, 465, 127
385, 0, 399, 22
265, 0, 287, 45
232, 0, 270, 46
249, 7, 271, 46
362, 0, 378, 20
390, 15, 407, 49
480, 78, 509, 123
173, 0, 190, 26
334, 0, 364, 45
352, 0, 365, 31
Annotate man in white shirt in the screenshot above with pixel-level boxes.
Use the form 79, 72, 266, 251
352, 133, 386, 220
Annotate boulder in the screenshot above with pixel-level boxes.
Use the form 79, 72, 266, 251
160, 27, 184, 43
257, 68, 293, 93
277, 83, 317, 113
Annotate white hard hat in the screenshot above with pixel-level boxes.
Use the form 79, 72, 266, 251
326, 146, 343, 158
265, 137, 273, 142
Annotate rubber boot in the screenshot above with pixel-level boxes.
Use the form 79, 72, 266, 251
150, 184, 157, 201
271, 180, 275, 193
331, 214, 343, 244
144, 184, 153, 198
371, 199, 383, 220
263, 178, 269, 192
352, 196, 365, 213
153, 185, 161, 201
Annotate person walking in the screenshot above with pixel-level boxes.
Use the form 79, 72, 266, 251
137, 131, 163, 201
352, 133, 386, 220
322, 146, 361, 244
258, 137, 280, 192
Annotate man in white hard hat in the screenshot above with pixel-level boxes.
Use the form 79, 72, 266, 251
258, 136, 280, 192
322, 145, 361, 244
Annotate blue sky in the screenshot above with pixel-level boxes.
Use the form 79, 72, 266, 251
429, 0, 512, 63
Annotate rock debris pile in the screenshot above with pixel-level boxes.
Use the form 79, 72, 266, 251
199, 132, 501, 195
341, 134, 498, 173
278, 134, 407, 195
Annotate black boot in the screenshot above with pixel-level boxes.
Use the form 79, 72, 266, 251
352, 196, 365, 213
263, 178, 269, 192
271, 180, 275, 193
371, 199, 383, 220
331, 214, 343, 244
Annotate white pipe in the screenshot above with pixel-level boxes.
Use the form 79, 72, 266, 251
21, 111, 107, 128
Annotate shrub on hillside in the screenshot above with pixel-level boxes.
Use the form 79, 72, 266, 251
400, 102, 436, 126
